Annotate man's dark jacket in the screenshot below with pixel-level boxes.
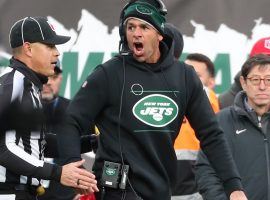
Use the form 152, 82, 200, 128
196, 91, 270, 200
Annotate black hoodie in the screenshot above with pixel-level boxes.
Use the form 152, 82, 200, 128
58, 36, 243, 199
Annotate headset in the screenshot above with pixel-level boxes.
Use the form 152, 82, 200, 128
118, 0, 167, 55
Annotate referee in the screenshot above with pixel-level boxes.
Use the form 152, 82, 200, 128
0, 16, 98, 200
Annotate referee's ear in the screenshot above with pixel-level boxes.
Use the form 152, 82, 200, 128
21, 42, 33, 57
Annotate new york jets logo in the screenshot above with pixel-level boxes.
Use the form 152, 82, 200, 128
136, 5, 152, 15
105, 168, 116, 176
133, 94, 178, 127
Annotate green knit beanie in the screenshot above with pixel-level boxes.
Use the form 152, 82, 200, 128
123, 1, 166, 35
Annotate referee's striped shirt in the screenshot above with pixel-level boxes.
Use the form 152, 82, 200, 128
0, 58, 61, 189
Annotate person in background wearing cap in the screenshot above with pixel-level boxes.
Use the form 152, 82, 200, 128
39, 62, 75, 200
57, 0, 247, 199
195, 54, 270, 200
0, 16, 98, 200
40, 62, 98, 200
218, 36, 270, 109
41, 61, 70, 136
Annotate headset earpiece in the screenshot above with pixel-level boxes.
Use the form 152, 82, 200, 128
156, 0, 167, 15
118, 0, 137, 54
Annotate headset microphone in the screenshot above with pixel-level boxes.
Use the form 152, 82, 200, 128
118, 0, 135, 56
120, 50, 133, 56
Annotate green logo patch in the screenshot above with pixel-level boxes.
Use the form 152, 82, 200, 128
133, 94, 178, 127
105, 168, 116, 176
136, 5, 152, 15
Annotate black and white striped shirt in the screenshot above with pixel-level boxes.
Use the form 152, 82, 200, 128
0, 58, 61, 188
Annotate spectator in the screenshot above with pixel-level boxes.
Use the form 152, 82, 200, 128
219, 36, 270, 109
40, 63, 76, 200
196, 54, 270, 200
42, 62, 70, 133
40, 63, 98, 200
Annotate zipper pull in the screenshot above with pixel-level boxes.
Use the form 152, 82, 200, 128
258, 116, 262, 128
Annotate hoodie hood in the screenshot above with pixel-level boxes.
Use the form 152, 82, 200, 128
164, 23, 183, 59
124, 34, 175, 72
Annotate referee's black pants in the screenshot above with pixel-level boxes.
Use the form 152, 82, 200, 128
0, 191, 36, 200
15, 190, 36, 200
0, 183, 37, 200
